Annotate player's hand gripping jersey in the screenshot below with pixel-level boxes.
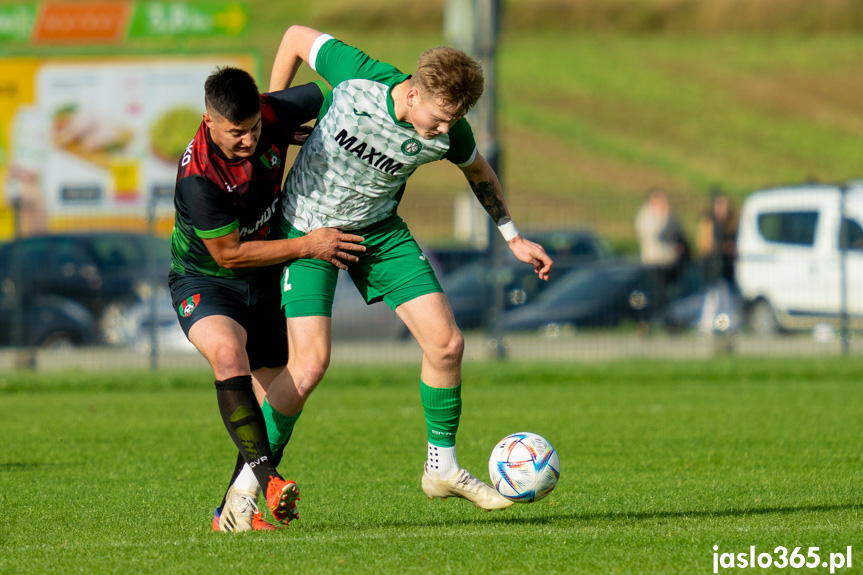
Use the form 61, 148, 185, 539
171, 82, 326, 281
281, 35, 478, 232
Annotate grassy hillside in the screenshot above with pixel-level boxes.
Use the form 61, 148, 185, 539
493, 32, 863, 246
242, 2, 863, 250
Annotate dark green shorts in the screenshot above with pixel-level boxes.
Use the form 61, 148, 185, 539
277, 214, 443, 317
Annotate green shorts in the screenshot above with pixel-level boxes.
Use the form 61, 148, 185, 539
277, 214, 443, 318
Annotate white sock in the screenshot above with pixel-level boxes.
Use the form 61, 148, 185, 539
427, 443, 459, 479
234, 463, 261, 495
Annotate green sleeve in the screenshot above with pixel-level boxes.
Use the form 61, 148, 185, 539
195, 221, 239, 239
315, 37, 407, 88
312, 79, 331, 99
443, 118, 477, 166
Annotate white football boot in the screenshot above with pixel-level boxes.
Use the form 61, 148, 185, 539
219, 483, 258, 532
422, 465, 514, 510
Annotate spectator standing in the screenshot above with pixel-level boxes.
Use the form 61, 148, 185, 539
696, 193, 739, 285
635, 190, 687, 321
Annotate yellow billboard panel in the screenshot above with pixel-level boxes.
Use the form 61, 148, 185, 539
0, 54, 254, 239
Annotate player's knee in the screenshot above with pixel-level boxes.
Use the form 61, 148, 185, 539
450, 330, 465, 363
209, 341, 246, 374
435, 329, 464, 368
294, 358, 329, 398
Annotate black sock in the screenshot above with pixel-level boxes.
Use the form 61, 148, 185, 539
214, 375, 281, 490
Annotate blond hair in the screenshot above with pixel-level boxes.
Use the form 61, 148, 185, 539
413, 46, 484, 118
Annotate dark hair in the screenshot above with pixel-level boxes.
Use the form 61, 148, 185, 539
204, 67, 261, 124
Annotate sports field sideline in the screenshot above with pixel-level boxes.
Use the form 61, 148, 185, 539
0, 332, 859, 372
2, 357, 861, 574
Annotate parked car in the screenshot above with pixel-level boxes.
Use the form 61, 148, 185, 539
501, 261, 655, 333
735, 184, 863, 335
663, 279, 744, 333
439, 229, 613, 330
0, 232, 172, 345
501, 259, 708, 334
528, 228, 615, 265
430, 228, 613, 276
427, 246, 485, 276
331, 271, 409, 340
111, 292, 197, 353
0, 290, 97, 347
442, 258, 564, 330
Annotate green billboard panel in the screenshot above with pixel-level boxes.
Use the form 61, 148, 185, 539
0, 4, 37, 42
129, 2, 247, 38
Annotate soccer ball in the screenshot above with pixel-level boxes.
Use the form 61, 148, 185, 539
488, 432, 560, 502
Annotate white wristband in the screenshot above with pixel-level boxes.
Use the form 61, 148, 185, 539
498, 221, 519, 242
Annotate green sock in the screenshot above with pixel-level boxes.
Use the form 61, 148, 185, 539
261, 400, 302, 457
420, 381, 461, 447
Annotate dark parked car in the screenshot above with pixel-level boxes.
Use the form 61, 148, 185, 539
502, 260, 710, 333
501, 261, 655, 333
0, 291, 97, 347
330, 271, 409, 340
431, 228, 613, 276
428, 246, 486, 276
441, 259, 559, 330
114, 293, 197, 352
0, 232, 171, 344
527, 228, 614, 265
439, 229, 613, 330
663, 279, 744, 333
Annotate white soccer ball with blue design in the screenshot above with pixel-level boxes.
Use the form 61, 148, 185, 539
489, 432, 560, 502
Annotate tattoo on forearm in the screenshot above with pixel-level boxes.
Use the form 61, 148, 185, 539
471, 180, 508, 224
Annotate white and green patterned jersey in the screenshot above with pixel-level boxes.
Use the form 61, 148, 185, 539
281, 34, 478, 232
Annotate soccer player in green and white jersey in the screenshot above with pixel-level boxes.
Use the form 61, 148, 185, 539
253, 25, 553, 511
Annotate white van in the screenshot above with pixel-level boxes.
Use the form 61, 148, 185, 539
736, 184, 863, 335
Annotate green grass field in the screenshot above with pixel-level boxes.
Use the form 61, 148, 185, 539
2, 358, 862, 574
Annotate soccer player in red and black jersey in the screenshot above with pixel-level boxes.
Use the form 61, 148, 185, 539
169, 66, 365, 532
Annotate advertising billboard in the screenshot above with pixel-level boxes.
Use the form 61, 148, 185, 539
0, 1, 252, 237
0, 54, 255, 237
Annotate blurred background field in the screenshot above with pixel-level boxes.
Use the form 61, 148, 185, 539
3, 0, 863, 359
7, 0, 863, 247
198, 0, 863, 248
216, 0, 863, 249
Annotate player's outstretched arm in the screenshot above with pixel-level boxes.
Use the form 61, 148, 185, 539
270, 25, 326, 92
203, 227, 365, 271
460, 152, 554, 280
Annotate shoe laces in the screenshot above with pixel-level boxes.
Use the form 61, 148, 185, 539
233, 492, 257, 516
451, 469, 484, 493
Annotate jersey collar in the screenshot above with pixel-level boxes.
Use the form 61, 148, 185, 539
388, 73, 414, 129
